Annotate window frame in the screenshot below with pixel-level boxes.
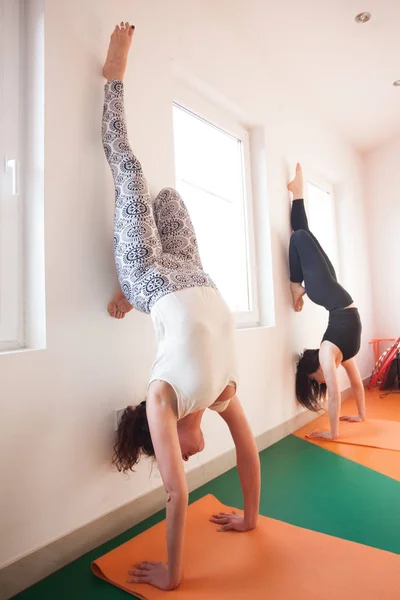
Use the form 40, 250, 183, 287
304, 170, 339, 277
0, 0, 24, 351
172, 86, 260, 328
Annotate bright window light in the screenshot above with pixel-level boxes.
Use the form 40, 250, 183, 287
306, 180, 339, 274
173, 103, 259, 324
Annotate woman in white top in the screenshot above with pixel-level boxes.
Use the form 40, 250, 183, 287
103, 22, 261, 592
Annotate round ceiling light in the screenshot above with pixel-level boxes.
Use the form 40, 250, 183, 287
355, 12, 371, 23
393, 80, 400, 87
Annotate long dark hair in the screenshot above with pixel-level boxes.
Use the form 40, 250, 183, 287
112, 401, 154, 473
295, 349, 327, 412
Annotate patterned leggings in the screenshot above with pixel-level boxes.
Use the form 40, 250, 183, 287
102, 80, 215, 314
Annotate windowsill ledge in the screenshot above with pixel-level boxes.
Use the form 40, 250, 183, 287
0, 345, 46, 357
236, 322, 275, 332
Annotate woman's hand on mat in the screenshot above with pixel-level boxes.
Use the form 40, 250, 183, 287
307, 430, 337, 440
339, 415, 364, 422
128, 561, 178, 590
210, 511, 253, 532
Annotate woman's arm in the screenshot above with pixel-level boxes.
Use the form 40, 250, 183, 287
131, 384, 187, 590
341, 358, 366, 422
308, 344, 340, 440
213, 396, 260, 530
323, 358, 341, 439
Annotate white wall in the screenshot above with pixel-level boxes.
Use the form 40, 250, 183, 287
0, 0, 374, 568
365, 135, 400, 338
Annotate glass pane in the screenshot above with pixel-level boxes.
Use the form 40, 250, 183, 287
173, 105, 250, 312
306, 181, 338, 273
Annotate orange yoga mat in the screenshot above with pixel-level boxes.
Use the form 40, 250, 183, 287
295, 391, 400, 481
92, 494, 400, 599
304, 419, 400, 451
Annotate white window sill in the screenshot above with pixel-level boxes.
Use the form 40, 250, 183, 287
235, 322, 275, 332
0, 345, 45, 356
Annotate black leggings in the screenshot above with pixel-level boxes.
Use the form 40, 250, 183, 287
289, 200, 353, 311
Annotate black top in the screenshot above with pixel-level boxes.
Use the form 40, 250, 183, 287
322, 307, 362, 361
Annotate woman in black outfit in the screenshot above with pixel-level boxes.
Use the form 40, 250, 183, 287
288, 164, 366, 440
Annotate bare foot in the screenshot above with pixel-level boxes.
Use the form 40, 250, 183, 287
290, 282, 306, 312
287, 163, 304, 200
103, 22, 135, 81
108, 289, 134, 320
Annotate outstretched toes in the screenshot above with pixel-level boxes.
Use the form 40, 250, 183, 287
103, 22, 135, 81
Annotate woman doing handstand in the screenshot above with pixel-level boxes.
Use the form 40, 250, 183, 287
288, 164, 366, 440
102, 22, 260, 591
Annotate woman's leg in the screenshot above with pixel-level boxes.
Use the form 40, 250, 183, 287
289, 230, 334, 287
103, 26, 169, 314
103, 24, 215, 314
288, 164, 340, 310
103, 78, 163, 287
289, 229, 352, 310
153, 187, 203, 267
288, 163, 337, 280
291, 200, 337, 280
107, 183, 202, 318
290, 199, 310, 233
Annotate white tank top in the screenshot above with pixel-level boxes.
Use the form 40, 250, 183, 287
149, 287, 238, 419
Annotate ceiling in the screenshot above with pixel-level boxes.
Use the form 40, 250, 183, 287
231, 0, 400, 153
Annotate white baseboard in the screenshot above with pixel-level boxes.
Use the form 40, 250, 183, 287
0, 385, 360, 600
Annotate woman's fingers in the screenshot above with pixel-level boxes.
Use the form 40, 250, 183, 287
129, 567, 151, 574
340, 415, 361, 422
210, 516, 231, 524
128, 571, 149, 578
127, 561, 162, 584
127, 574, 149, 583
218, 523, 234, 532
210, 511, 238, 525
132, 561, 157, 569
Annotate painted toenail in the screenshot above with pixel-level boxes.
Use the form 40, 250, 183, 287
131, 25, 135, 30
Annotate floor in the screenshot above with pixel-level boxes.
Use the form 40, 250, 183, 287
12, 391, 400, 599
295, 388, 400, 480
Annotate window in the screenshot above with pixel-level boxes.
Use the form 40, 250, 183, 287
306, 178, 339, 274
0, 0, 45, 353
172, 102, 259, 326
0, 0, 23, 350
